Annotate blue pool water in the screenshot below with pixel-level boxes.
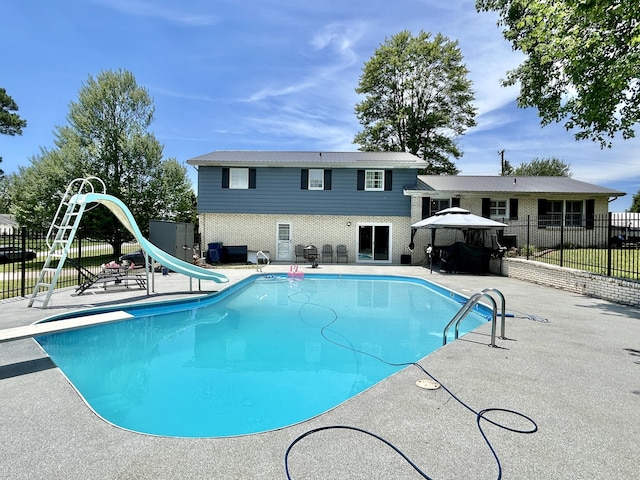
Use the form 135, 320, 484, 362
36, 274, 489, 438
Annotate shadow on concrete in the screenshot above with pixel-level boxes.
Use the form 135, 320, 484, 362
0, 357, 56, 380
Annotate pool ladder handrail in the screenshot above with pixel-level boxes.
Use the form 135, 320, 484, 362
256, 250, 270, 272
442, 288, 506, 348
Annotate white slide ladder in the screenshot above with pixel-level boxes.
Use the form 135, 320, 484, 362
28, 177, 106, 308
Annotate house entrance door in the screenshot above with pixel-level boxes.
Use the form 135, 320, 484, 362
276, 222, 292, 261
357, 224, 391, 262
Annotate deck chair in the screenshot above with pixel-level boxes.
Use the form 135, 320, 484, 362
321, 244, 334, 263
336, 244, 348, 263
294, 244, 305, 263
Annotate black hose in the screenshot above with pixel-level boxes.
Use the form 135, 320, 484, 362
283, 279, 538, 479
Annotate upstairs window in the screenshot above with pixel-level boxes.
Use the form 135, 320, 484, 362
230, 168, 248, 189
222, 167, 256, 189
301, 169, 331, 190
357, 169, 392, 191
365, 170, 384, 191
308, 169, 324, 190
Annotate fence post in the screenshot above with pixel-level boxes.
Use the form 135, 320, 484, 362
78, 236, 82, 286
560, 220, 564, 267
526, 215, 530, 260
20, 226, 27, 297
607, 211, 612, 277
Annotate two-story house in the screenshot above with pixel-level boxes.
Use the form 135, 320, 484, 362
187, 151, 626, 264
186, 151, 428, 264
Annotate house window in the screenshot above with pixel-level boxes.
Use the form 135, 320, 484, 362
430, 198, 450, 215
539, 200, 585, 227
365, 170, 385, 191
490, 200, 507, 218
229, 168, 249, 189
565, 201, 583, 227
545, 200, 563, 226
308, 169, 324, 190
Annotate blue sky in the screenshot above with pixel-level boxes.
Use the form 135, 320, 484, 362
2, 0, 638, 211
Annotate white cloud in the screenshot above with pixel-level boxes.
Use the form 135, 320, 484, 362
92, 0, 217, 26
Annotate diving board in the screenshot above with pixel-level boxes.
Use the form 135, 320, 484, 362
0, 311, 133, 343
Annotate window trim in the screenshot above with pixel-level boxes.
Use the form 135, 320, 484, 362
308, 169, 324, 190
538, 199, 585, 228
489, 199, 508, 219
365, 169, 385, 191
229, 167, 249, 189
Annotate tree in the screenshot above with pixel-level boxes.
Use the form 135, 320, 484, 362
354, 30, 477, 175
0, 177, 10, 212
630, 190, 640, 213
151, 159, 197, 224
502, 157, 572, 176
476, 0, 640, 147
10, 69, 195, 256
0, 88, 27, 178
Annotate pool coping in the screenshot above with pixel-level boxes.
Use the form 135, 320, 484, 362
1, 264, 639, 479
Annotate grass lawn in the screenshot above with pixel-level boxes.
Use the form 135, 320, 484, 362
0, 243, 142, 300
525, 247, 640, 280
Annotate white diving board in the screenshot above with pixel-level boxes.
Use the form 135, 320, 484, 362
0, 310, 133, 343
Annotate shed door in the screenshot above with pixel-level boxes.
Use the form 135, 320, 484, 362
276, 223, 292, 261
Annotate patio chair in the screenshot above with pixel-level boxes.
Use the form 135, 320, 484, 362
336, 244, 348, 263
294, 244, 305, 263
321, 244, 334, 263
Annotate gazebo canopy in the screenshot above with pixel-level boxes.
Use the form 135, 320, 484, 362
411, 207, 507, 229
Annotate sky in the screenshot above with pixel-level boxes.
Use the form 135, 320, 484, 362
2, 0, 638, 211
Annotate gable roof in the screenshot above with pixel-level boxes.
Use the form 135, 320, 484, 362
413, 175, 625, 197
187, 150, 427, 169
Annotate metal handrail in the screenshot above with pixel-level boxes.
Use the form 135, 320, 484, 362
442, 288, 506, 348
256, 251, 270, 271
45, 176, 106, 249
481, 287, 507, 340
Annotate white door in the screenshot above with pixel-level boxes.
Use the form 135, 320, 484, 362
276, 223, 292, 261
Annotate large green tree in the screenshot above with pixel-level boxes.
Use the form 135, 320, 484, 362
10, 69, 195, 256
354, 30, 477, 175
477, 0, 640, 147
630, 190, 640, 213
0, 88, 27, 178
502, 156, 572, 176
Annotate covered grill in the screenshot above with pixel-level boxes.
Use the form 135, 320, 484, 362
303, 245, 319, 268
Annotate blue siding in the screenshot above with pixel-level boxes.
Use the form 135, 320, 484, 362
198, 167, 415, 216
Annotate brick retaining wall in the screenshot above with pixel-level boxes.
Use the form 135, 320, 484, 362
492, 257, 640, 308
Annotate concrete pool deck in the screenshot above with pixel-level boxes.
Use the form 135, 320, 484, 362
0, 264, 638, 479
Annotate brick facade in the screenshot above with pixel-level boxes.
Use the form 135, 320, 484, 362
199, 213, 415, 264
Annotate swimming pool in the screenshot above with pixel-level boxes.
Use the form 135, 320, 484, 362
36, 274, 490, 438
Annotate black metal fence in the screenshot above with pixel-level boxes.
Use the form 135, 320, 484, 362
1, 227, 142, 300
500, 213, 639, 281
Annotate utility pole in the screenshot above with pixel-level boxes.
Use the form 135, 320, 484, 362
499, 150, 505, 175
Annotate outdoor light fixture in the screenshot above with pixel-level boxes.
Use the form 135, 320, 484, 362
347, 222, 352, 227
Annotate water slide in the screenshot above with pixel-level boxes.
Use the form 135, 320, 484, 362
72, 192, 229, 284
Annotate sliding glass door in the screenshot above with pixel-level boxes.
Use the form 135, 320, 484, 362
357, 224, 391, 262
